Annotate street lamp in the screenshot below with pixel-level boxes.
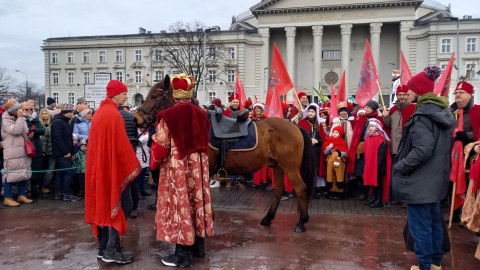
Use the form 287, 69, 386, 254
15, 69, 29, 100
202, 27, 215, 105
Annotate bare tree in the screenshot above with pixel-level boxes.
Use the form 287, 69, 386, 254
0, 68, 17, 93
13, 81, 45, 105
145, 20, 232, 98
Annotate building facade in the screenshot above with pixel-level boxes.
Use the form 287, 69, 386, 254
42, 0, 480, 107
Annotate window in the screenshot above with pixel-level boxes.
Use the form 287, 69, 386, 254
82, 51, 90, 63
440, 64, 448, 72
99, 50, 106, 63
154, 70, 163, 82
467, 37, 478, 52
53, 93, 59, 103
68, 93, 75, 105
51, 52, 58, 64
208, 70, 216, 82
227, 47, 235, 60
440, 38, 452, 53
135, 49, 142, 62
135, 71, 142, 83
322, 50, 342, 60
154, 49, 162, 61
190, 48, 198, 59
83, 71, 90, 84
67, 51, 74, 63
52, 72, 59, 84
227, 70, 235, 83
209, 91, 216, 101
466, 63, 478, 79
115, 51, 123, 62
115, 71, 123, 82
67, 72, 75, 84
208, 47, 216, 60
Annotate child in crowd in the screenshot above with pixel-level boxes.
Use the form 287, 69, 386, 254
323, 126, 349, 200
72, 134, 80, 153
73, 139, 87, 197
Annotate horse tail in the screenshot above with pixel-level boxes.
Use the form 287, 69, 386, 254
299, 127, 315, 198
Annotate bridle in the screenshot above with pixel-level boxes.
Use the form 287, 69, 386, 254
136, 86, 169, 126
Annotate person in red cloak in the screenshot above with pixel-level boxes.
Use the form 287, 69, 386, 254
223, 93, 241, 117
362, 118, 391, 208
251, 103, 271, 188
322, 125, 349, 200
85, 80, 141, 264
150, 74, 214, 268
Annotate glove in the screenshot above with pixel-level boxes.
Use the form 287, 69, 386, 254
333, 162, 340, 167
454, 131, 469, 142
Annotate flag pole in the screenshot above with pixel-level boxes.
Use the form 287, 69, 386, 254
448, 183, 457, 229
376, 79, 386, 109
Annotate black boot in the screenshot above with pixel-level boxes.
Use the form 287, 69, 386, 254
313, 187, 322, 199
97, 226, 109, 259
162, 244, 191, 268
363, 192, 376, 205
237, 110, 249, 123
370, 187, 383, 208
102, 247, 133, 264
191, 236, 205, 258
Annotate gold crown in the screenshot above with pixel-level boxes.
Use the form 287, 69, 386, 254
3, 98, 19, 111
76, 103, 89, 112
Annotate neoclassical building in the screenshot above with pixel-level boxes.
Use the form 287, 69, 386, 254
42, 0, 479, 106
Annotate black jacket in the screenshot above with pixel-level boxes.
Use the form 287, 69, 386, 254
392, 101, 455, 204
51, 114, 74, 158
118, 107, 138, 150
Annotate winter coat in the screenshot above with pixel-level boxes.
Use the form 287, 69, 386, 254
73, 150, 86, 173
392, 94, 456, 204
73, 115, 91, 141
26, 116, 45, 170
51, 114, 74, 158
136, 130, 150, 168
41, 124, 52, 156
1, 113, 32, 183
118, 107, 138, 150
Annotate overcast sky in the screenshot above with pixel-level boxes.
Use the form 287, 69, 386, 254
1, 0, 479, 89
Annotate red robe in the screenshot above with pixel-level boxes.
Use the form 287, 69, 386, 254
362, 135, 392, 202
85, 98, 141, 237
389, 103, 416, 128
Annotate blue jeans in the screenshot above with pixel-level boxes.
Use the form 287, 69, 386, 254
4, 180, 27, 198
43, 155, 56, 186
407, 203, 444, 270
55, 157, 76, 196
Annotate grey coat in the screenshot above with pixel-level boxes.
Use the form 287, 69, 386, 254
1, 113, 32, 183
391, 103, 455, 204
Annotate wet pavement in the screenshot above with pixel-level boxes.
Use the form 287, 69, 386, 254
0, 186, 479, 270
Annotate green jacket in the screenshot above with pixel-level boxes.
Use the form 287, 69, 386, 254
73, 150, 86, 173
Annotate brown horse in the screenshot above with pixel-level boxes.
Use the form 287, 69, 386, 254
133, 75, 315, 232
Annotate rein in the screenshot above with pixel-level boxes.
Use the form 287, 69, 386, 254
136, 87, 169, 125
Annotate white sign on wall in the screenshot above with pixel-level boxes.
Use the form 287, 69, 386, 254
94, 73, 111, 85
85, 73, 111, 107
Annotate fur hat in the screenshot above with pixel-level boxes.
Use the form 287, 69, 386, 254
106, 80, 128, 98
171, 74, 195, 99
3, 98, 21, 113
455, 81, 474, 95
253, 103, 265, 110
47, 97, 56, 106
407, 66, 441, 96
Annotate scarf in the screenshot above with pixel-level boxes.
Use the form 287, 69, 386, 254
416, 93, 449, 110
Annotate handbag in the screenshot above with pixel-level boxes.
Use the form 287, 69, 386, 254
24, 136, 36, 157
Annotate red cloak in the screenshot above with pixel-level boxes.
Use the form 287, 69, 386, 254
389, 103, 416, 128
322, 136, 348, 154
362, 135, 392, 202
85, 98, 141, 237
468, 105, 480, 140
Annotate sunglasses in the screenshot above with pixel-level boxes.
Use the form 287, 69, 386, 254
24, 109, 33, 111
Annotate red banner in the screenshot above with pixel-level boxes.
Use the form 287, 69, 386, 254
434, 53, 455, 97
265, 86, 283, 118
235, 71, 247, 109
329, 83, 338, 120
354, 39, 379, 107
337, 70, 346, 103
265, 43, 294, 104
400, 50, 412, 87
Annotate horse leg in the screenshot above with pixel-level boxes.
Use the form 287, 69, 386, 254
260, 167, 285, 227
284, 167, 309, 233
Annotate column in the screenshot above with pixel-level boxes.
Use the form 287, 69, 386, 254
400, 21, 414, 70
285, 26, 296, 103
341, 24, 353, 96
312, 25, 324, 90
370, 22, 383, 67
258, 27, 270, 102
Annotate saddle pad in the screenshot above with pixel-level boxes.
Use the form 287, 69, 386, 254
209, 122, 258, 152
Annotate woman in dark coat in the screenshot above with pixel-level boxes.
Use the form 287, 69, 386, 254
24, 100, 45, 198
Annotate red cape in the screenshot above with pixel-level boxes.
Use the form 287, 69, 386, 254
468, 105, 480, 140
85, 98, 141, 237
389, 103, 416, 128
159, 100, 210, 157
322, 136, 348, 154
362, 135, 392, 201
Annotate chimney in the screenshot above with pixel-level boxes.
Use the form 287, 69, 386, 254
139, 27, 146, 34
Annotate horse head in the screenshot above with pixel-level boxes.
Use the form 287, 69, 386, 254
133, 75, 174, 127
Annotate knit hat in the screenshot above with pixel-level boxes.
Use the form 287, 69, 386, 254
455, 81, 474, 95
171, 74, 195, 99
229, 93, 239, 102
253, 103, 265, 110
3, 98, 21, 113
244, 99, 253, 108
106, 80, 128, 98
407, 66, 441, 96
281, 103, 290, 113
297, 92, 307, 99
332, 125, 345, 137
76, 104, 90, 117
212, 98, 222, 107
365, 100, 379, 111
47, 97, 56, 106
396, 85, 408, 95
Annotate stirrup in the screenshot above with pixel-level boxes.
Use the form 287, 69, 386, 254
215, 168, 229, 183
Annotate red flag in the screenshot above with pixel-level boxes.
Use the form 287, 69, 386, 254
329, 83, 338, 120
434, 53, 455, 96
293, 87, 300, 107
235, 71, 247, 110
354, 39, 379, 107
450, 108, 466, 210
265, 86, 283, 118
400, 50, 412, 87
265, 43, 294, 103
337, 71, 346, 103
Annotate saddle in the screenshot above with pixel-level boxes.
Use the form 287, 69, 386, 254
209, 109, 250, 139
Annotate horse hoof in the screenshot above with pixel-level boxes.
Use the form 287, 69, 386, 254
294, 225, 306, 233
260, 219, 271, 226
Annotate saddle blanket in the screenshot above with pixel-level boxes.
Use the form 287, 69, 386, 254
209, 122, 258, 152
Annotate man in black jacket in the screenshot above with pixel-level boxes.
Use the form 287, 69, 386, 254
51, 104, 81, 201
392, 66, 455, 270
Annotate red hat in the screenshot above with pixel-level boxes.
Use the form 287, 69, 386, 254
396, 85, 408, 95
106, 80, 127, 98
347, 102, 354, 112
455, 81, 474, 95
212, 98, 222, 107
244, 99, 253, 107
172, 74, 195, 99
229, 93, 239, 102
297, 92, 307, 99
281, 103, 290, 112
407, 66, 441, 96
332, 125, 345, 137
290, 106, 298, 118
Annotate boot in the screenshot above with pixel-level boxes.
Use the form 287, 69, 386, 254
431, 265, 442, 270
4, 198, 20, 207
237, 110, 249, 123
313, 187, 322, 200
363, 193, 376, 205
370, 187, 383, 208
191, 236, 205, 258
17, 195, 33, 204
162, 244, 191, 267
102, 247, 133, 264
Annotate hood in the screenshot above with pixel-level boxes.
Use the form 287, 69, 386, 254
416, 94, 455, 130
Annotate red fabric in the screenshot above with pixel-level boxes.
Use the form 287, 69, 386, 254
150, 141, 168, 170
389, 103, 416, 128
434, 53, 455, 96
223, 108, 233, 117
265, 86, 283, 118
400, 50, 412, 87
159, 100, 210, 158
329, 83, 338, 120
212, 98, 222, 107
354, 39, 379, 107
253, 167, 271, 185
297, 92, 307, 99
455, 81, 474, 95
451, 108, 466, 210
235, 71, 247, 109
469, 156, 480, 194
469, 105, 480, 140
265, 43, 294, 103
244, 100, 252, 108
337, 71, 346, 103
106, 80, 127, 98
396, 85, 408, 95
322, 136, 348, 154
362, 135, 392, 201
85, 98, 141, 237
